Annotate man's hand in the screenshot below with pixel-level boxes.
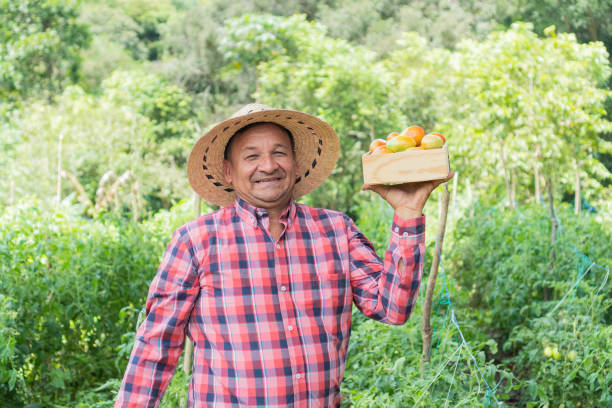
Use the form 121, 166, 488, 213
362, 171, 455, 219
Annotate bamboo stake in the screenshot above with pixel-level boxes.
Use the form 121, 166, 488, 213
574, 158, 581, 215
451, 171, 458, 215
535, 145, 541, 205
545, 174, 557, 301
183, 193, 201, 407
421, 184, 451, 374
56, 133, 63, 206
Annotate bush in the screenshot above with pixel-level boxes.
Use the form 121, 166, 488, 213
446, 202, 612, 405
0, 199, 199, 405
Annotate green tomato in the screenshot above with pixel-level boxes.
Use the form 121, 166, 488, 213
544, 346, 553, 358
567, 350, 577, 361
552, 348, 561, 360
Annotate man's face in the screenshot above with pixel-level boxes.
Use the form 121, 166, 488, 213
223, 123, 297, 211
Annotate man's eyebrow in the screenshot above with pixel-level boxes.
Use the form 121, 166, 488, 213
240, 143, 290, 152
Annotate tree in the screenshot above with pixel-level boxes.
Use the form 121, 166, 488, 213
0, 70, 195, 215
220, 14, 403, 214
0, 0, 90, 100
421, 23, 612, 209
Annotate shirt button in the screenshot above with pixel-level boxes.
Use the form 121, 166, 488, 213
295, 373, 302, 379
280, 285, 287, 292
276, 244, 281, 249
288, 325, 294, 331
394, 227, 399, 233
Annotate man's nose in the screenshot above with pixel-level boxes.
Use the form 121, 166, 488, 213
258, 154, 279, 172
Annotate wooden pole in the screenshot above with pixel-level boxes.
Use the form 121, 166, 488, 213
56, 133, 63, 206
451, 171, 458, 215
574, 158, 581, 215
545, 174, 557, 301
183, 193, 201, 407
535, 145, 541, 205
421, 184, 451, 374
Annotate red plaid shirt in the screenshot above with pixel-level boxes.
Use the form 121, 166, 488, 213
115, 198, 425, 408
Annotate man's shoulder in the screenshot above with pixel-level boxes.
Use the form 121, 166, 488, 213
176, 205, 231, 236
295, 202, 353, 224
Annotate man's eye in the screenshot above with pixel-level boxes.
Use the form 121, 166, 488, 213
273, 151, 287, 156
245, 155, 258, 161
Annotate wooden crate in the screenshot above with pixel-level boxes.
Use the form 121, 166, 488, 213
362, 143, 450, 185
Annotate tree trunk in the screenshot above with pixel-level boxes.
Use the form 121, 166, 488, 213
587, 6, 598, 42
421, 185, 451, 374
498, 139, 514, 209
574, 159, 581, 215
511, 169, 517, 208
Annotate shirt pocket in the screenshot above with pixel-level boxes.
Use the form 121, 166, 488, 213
312, 254, 350, 338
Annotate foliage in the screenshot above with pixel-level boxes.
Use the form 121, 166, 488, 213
508, 311, 611, 407
220, 14, 404, 215
0, 0, 91, 101
512, 0, 612, 51
341, 311, 514, 407
393, 23, 612, 208
0, 70, 195, 214
0, 198, 203, 405
447, 202, 611, 405
316, 0, 510, 55
1, 2, 612, 406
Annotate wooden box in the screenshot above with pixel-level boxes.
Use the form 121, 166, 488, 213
362, 143, 450, 185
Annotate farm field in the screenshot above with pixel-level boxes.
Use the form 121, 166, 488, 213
1, 1, 611, 407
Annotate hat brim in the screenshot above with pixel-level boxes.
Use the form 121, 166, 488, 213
187, 107, 339, 207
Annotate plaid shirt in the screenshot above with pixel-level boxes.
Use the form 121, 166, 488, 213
115, 198, 425, 408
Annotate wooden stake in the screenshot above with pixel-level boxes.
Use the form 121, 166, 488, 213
183, 193, 201, 407
56, 133, 63, 206
451, 171, 458, 215
498, 139, 514, 210
574, 159, 581, 215
535, 145, 541, 205
547, 175, 557, 264
421, 184, 451, 374
546, 174, 557, 301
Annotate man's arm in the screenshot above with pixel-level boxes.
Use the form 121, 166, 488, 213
115, 227, 201, 407
352, 171, 454, 324
347, 213, 425, 324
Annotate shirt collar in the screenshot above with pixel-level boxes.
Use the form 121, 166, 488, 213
234, 197, 297, 228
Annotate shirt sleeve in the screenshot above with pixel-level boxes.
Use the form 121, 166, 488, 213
348, 213, 426, 325
115, 227, 201, 407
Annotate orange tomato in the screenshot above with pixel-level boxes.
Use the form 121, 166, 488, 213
429, 132, 446, 143
372, 145, 393, 154
369, 138, 387, 152
386, 132, 399, 141
400, 126, 425, 145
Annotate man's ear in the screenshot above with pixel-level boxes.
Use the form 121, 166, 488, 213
222, 159, 232, 184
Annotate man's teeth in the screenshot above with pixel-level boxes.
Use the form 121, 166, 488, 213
256, 178, 281, 183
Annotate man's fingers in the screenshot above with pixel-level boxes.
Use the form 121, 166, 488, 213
432, 171, 455, 189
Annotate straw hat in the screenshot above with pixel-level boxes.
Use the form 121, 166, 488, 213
187, 104, 340, 207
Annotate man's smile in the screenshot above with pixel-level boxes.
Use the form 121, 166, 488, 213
254, 176, 284, 184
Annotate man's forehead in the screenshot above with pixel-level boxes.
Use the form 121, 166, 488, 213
232, 124, 292, 147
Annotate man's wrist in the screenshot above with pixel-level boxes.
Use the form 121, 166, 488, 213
394, 207, 423, 220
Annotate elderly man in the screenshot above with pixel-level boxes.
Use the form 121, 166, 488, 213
115, 104, 453, 407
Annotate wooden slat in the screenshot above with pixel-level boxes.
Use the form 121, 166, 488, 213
362, 143, 450, 184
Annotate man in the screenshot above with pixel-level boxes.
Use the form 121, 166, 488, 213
115, 104, 453, 407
